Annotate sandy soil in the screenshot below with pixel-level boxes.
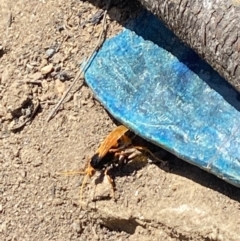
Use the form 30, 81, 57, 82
0, 1, 240, 241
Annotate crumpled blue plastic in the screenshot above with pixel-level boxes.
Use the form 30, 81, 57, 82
84, 11, 240, 187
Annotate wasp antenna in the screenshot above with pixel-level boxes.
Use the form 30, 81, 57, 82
57, 170, 86, 176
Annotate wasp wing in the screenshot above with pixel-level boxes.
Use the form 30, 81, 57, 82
96, 125, 129, 160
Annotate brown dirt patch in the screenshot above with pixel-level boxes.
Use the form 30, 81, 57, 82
1, 1, 240, 240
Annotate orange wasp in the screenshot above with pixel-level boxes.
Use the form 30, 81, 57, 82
61, 125, 161, 201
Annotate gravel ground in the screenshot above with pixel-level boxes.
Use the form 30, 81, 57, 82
0, 1, 240, 240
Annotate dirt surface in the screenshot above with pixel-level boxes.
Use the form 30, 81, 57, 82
0, 1, 240, 241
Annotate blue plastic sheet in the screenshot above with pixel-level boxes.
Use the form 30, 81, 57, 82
84, 11, 240, 187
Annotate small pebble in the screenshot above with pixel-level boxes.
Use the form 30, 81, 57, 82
20, 170, 26, 177
72, 221, 82, 233
33, 158, 42, 167
41, 79, 49, 90
52, 53, 64, 63
56, 25, 64, 32
52, 198, 64, 206
56, 71, 71, 81
41, 64, 53, 75
46, 48, 56, 58
0, 221, 7, 232
29, 72, 42, 81
55, 79, 65, 94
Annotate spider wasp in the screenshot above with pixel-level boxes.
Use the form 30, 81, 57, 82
60, 125, 162, 202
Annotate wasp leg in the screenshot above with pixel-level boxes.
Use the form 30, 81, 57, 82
58, 165, 96, 205
79, 166, 96, 203
108, 147, 128, 153
58, 170, 88, 205
120, 147, 142, 160
104, 167, 116, 200
79, 173, 90, 204
113, 148, 142, 162
113, 146, 164, 165
132, 146, 164, 164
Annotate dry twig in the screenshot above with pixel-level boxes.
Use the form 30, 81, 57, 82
46, 3, 110, 122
